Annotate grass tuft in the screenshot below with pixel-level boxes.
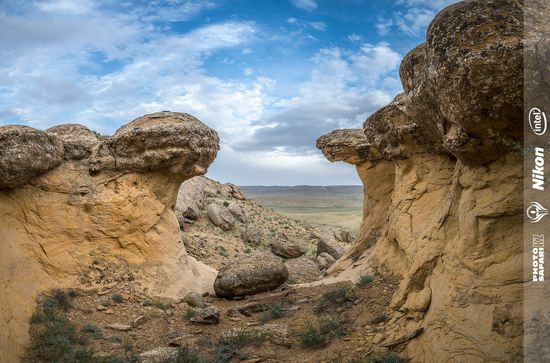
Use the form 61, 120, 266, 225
357, 274, 374, 287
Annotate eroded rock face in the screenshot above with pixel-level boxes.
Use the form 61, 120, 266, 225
214, 252, 288, 298
317, 0, 523, 361
0, 112, 219, 362
206, 203, 235, 231
0, 125, 64, 189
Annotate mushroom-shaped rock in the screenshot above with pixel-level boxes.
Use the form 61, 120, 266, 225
214, 252, 289, 298
270, 234, 305, 259
0, 125, 64, 189
90, 112, 219, 177
47, 124, 101, 160
316, 128, 373, 165
406, 0, 522, 164
363, 94, 444, 159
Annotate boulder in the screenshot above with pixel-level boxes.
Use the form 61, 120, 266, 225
206, 203, 235, 231
311, 229, 345, 260
0, 125, 64, 189
315, 252, 336, 270
214, 252, 288, 298
182, 291, 206, 309
243, 223, 262, 246
47, 124, 101, 160
227, 202, 248, 223
190, 306, 220, 324
270, 234, 305, 259
284, 256, 321, 283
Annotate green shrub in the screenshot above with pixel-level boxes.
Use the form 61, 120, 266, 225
315, 286, 352, 314
299, 324, 326, 349
258, 303, 285, 323
371, 312, 389, 324
184, 307, 198, 320
174, 345, 209, 363
357, 274, 374, 287
42, 289, 72, 311
82, 323, 103, 339
112, 293, 125, 304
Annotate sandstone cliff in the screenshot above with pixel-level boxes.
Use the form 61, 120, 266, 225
317, 0, 523, 361
0, 112, 219, 362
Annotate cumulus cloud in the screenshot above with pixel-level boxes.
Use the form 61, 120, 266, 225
376, 0, 459, 37
236, 44, 401, 153
291, 0, 318, 11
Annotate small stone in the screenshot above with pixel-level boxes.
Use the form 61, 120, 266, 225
373, 333, 384, 344
190, 306, 220, 325
96, 304, 107, 311
182, 292, 206, 309
97, 289, 111, 296
107, 323, 132, 331
105, 310, 114, 315
133, 315, 147, 327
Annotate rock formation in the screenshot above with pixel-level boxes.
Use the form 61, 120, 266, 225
0, 112, 219, 362
214, 252, 289, 298
317, 0, 523, 361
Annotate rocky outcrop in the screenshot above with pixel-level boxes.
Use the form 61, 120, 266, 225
0, 112, 219, 362
317, 0, 523, 362
214, 252, 289, 298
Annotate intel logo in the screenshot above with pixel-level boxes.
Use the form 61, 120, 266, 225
529, 107, 547, 136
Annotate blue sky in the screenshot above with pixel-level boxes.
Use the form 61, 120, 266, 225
0, 0, 458, 185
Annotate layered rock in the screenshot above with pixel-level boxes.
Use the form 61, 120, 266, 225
317, 0, 523, 361
0, 112, 219, 362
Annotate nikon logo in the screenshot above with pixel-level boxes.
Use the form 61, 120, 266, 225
533, 147, 545, 191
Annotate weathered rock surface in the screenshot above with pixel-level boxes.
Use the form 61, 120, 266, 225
0, 112, 219, 362
317, 0, 523, 361
312, 228, 345, 260
284, 256, 321, 283
0, 125, 64, 189
270, 234, 305, 259
190, 306, 220, 324
315, 252, 336, 271
243, 223, 262, 246
227, 202, 248, 223
206, 203, 235, 231
214, 252, 288, 298
138, 347, 178, 363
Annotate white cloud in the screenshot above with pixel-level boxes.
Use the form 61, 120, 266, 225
375, 17, 394, 36
35, 0, 94, 14
351, 43, 402, 78
286, 17, 326, 32
291, 0, 317, 11
377, 0, 460, 37
348, 33, 362, 43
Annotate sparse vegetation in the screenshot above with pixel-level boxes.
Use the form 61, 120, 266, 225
112, 293, 125, 304
315, 286, 354, 314
41, 288, 73, 311
184, 307, 199, 320
357, 273, 374, 287
371, 312, 389, 324
258, 303, 285, 323
299, 317, 349, 349
174, 345, 209, 363
82, 323, 103, 339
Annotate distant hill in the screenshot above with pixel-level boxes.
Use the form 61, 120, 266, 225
240, 185, 363, 196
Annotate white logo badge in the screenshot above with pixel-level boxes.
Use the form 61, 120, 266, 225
527, 201, 548, 223
529, 108, 547, 136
